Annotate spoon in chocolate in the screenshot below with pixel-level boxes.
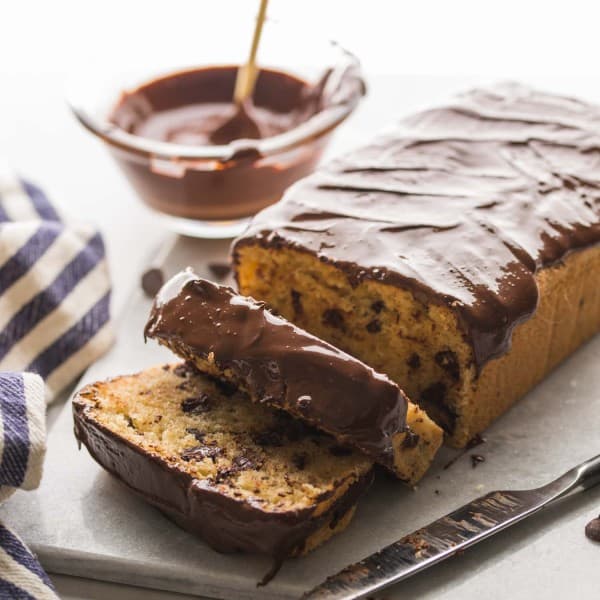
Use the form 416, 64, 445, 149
209, 0, 269, 145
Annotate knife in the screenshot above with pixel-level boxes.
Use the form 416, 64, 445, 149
303, 453, 600, 600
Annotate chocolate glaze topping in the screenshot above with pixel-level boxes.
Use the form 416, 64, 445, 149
144, 271, 408, 468
73, 397, 372, 560
234, 83, 600, 368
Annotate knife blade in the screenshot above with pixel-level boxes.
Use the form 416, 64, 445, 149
303, 452, 600, 600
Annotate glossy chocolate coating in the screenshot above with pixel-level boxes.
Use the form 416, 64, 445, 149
144, 271, 408, 467
108, 66, 343, 220
111, 67, 316, 145
234, 83, 600, 368
73, 397, 372, 559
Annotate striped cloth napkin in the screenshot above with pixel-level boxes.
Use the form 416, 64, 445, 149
0, 165, 114, 598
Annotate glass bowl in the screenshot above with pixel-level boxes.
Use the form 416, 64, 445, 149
67, 19, 365, 238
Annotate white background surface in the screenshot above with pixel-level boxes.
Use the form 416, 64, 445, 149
1, 2, 600, 598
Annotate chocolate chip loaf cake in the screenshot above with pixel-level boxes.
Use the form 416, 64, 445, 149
73, 364, 373, 560
233, 83, 600, 447
144, 272, 442, 484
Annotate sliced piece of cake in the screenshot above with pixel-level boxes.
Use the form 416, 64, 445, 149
233, 82, 600, 447
73, 364, 373, 560
144, 272, 442, 484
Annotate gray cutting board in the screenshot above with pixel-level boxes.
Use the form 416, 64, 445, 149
1, 235, 599, 600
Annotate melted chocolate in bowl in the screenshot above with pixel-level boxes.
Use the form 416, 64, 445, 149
108, 66, 331, 221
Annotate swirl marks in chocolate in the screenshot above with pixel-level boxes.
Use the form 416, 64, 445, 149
145, 273, 408, 467
236, 83, 600, 367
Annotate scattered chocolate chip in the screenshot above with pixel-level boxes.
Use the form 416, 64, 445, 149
585, 516, 600, 542
371, 300, 385, 313
407, 353, 421, 369
185, 428, 205, 442
154, 415, 163, 423
181, 445, 222, 461
161, 365, 170, 371
291, 289, 303, 316
471, 454, 485, 468
208, 262, 231, 280
329, 445, 353, 457
435, 350, 460, 381
292, 453, 308, 470
322, 308, 345, 330
141, 267, 164, 298
253, 430, 283, 447
366, 319, 382, 333
126, 416, 135, 429
181, 393, 212, 414
402, 429, 420, 449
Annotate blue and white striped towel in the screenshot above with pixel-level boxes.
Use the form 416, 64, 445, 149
0, 165, 114, 598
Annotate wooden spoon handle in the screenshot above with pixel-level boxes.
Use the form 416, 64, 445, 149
234, 0, 269, 105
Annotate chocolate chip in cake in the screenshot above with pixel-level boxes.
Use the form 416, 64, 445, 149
208, 262, 232, 280
371, 300, 385, 314
154, 415, 163, 423
185, 427, 205, 442
585, 516, 600, 542
291, 289, 303, 316
407, 353, 421, 369
214, 454, 261, 482
275, 411, 312, 441
126, 416, 136, 429
253, 430, 283, 447
292, 453, 308, 470
322, 308, 345, 330
402, 429, 420, 449
329, 445, 353, 457
181, 445, 222, 461
173, 363, 192, 378
470, 454, 485, 468
181, 393, 212, 414
297, 395, 311, 412
265, 360, 281, 381
366, 319, 382, 333
435, 350, 460, 381
211, 377, 237, 397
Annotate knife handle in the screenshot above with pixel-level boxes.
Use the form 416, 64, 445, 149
575, 453, 600, 491
544, 452, 600, 502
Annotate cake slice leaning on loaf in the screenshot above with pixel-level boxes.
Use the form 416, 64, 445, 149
144, 271, 443, 485
233, 82, 600, 448
73, 364, 374, 561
